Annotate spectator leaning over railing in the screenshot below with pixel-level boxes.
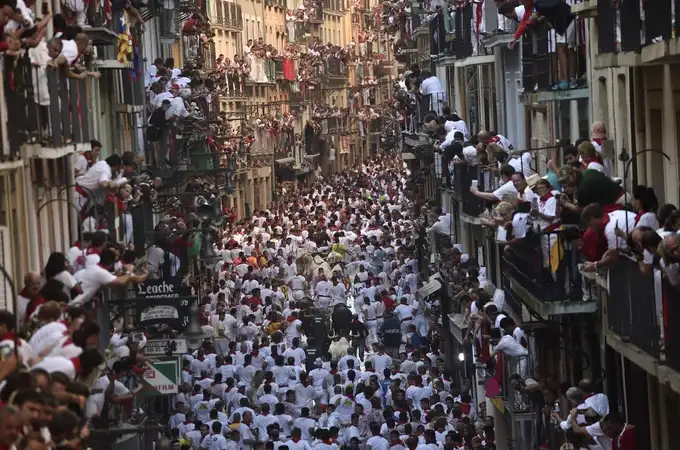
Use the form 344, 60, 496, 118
469, 163, 518, 204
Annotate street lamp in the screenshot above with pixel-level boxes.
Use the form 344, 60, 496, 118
184, 300, 204, 351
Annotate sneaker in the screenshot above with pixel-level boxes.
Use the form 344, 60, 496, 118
558, 80, 569, 89
569, 78, 579, 89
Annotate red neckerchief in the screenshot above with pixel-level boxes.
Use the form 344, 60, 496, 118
87, 247, 102, 255
0, 332, 19, 345
198, 356, 205, 362
183, 421, 192, 425
292, 437, 301, 443
21, 290, 45, 322
582, 154, 603, 167
592, 137, 606, 146
539, 192, 553, 202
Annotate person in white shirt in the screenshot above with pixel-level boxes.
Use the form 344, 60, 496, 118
72, 249, 148, 306
418, 71, 447, 114
366, 422, 390, 450
315, 274, 332, 308
74, 154, 135, 213
74, 141, 102, 177
329, 277, 347, 306
470, 164, 518, 203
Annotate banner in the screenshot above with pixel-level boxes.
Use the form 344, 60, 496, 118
134, 278, 194, 333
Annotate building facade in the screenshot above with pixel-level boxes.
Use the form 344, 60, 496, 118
402, 0, 680, 449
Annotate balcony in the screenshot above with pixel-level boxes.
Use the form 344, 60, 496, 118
502, 229, 598, 318
403, 92, 447, 136
519, 19, 589, 100
596, 0, 678, 66
264, 0, 285, 8
203, 42, 217, 70
159, 7, 180, 42
320, 116, 350, 136
224, 3, 243, 30
310, 5, 324, 23
450, 164, 499, 221
603, 257, 680, 392
6, 55, 92, 155
607, 256, 661, 360
323, 57, 346, 81
323, 0, 343, 13
273, 57, 284, 80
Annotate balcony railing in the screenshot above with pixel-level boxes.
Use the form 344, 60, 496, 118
520, 18, 588, 93
311, 5, 324, 22
663, 279, 680, 372
502, 230, 585, 303
305, 132, 320, 155
160, 7, 180, 39
224, 3, 243, 30
324, 57, 346, 78
451, 164, 499, 218
7, 55, 92, 151
607, 256, 662, 359
404, 92, 447, 134
273, 57, 284, 80
203, 41, 217, 70
597, 0, 674, 54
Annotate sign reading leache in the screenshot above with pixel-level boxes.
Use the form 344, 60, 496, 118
134, 278, 194, 333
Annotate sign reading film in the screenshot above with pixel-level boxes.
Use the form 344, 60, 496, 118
134, 278, 194, 333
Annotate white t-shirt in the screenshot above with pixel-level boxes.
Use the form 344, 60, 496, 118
494, 334, 528, 356
85, 375, 130, 418
604, 210, 637, 252
534, 195, 558, 232
636, 212, 659, 230
53, 271, 79, 298
508, 152, 535, 178
73, 265, 117, 305
76, 160, 113, 192
29, 321, 69, 357
585, 421, 613, 450
462, 146, 478, 165
493, 180, 518, 201
61, 39, 79, 65
366, 435, 390, 450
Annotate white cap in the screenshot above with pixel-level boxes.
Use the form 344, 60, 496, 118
314, 358, 323, 366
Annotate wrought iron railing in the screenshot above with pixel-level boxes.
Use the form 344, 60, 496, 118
453, 5, 473, 59
608, 256, 662, 359
663, 278, 680, 372
5, 54, 92, 152
597, 0, 675, 54
502, 229, 585, 302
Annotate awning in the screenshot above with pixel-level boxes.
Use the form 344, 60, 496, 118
402, 152, 416, 160
275, 157, 295, 164
304, 153, 320, 159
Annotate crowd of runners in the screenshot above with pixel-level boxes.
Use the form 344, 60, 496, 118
143, 154, 495, 449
